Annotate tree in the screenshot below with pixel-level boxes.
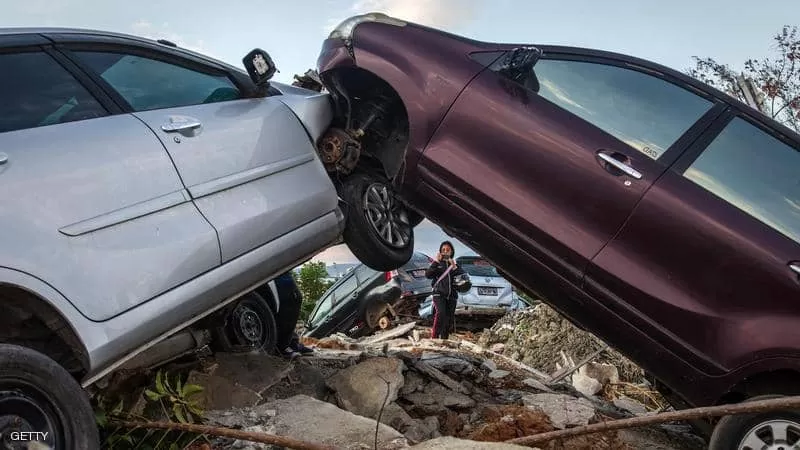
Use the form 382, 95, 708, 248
687, 25, 800, 132
293, 262, 334, 320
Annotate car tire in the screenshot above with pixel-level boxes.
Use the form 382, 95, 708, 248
340, 173, 414, 271
0, 343, 100, 449
708, 394, 800, 450
407, 209, 425, 228
211, 292, 278, 354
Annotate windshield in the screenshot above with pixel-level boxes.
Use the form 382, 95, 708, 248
457, 257, 501, 277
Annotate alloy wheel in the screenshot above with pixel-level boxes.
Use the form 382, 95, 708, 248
738, 419, 800, 450
363, 183, 411, 249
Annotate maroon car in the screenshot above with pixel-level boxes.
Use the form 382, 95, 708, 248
315, 12, 800, 447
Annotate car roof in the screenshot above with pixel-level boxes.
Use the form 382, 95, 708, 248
0, 27, 247, 76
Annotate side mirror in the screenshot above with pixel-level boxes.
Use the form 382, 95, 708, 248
492, 46, 542, 85
242, 49, 277, 87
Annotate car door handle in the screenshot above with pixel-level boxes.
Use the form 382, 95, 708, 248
597, 151, 643, 180
790, 263, 800, 276
161, 117, 202, 132
0, 153, 8, 165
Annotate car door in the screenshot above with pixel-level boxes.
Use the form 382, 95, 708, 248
64, 44, 335, 263
584, 108, 800, 374
420, 50, 723, 285
0, 44, 219, 322
306, 270, 361, 337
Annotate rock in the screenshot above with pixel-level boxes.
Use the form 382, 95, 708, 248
185, 371, 260, 410
614, 395, 650, 415
326, 357, 406, 419
481, 359, 498, 372
421, 352, 474, 374
583, 361, 620, 385
404, 381, 476, 413
218, 395, 408, 450
522, 393, 596, 429
401, 371, 426, 396
210, 353, 295, 394
521, 378, 555, 393
229, 425, 271, 449
490, 343, 506, 353
409, 436, 536, 449
488, 370, 511, 379
572, 370, 604, 396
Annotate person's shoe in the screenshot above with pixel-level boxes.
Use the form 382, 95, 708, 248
291, 341, 314, 355
279, 346, 300, 359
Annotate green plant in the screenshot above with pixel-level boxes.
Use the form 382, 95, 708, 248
144, 370, 205, 424
294, 262, 334, 321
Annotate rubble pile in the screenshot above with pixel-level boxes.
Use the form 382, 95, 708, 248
478, 304, 645, 382
166, 323, 706, 449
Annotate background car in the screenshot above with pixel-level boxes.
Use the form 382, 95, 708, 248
317, 13, 800, 445
303, 251, 433, 338
418, 256, 518, 328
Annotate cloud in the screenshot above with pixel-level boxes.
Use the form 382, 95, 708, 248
130, 20, 214, 57
324, 0, 480, 35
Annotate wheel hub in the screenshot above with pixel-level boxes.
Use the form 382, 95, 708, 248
738, 419, 800, 450
233, 304, 264, 347
364, 183, 411, 249
0, 385, 58, 449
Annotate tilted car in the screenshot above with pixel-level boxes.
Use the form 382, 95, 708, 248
316, 13, 800, 447
303, 251, 433, 338
0, 26, 416, 448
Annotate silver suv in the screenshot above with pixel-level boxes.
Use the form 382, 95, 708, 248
0, 28, 417, 449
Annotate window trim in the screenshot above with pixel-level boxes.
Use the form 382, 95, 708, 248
525, 51, 728, 168
0, 46, 114, 132
56, 42, 248, 113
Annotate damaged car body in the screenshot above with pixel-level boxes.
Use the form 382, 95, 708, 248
316, 12, 800, 444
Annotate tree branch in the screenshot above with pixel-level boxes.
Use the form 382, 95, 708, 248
110, 420, 337, 450
506, 395, 800, 446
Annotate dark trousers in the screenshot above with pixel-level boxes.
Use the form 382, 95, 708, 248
275, 285, 302, 351
431, 294, 457, 339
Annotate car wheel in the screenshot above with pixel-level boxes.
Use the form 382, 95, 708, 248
0, 343, 99, 449
212, 292, 278, 354
340, 173, 414, 271
407, 209, 425, 228
708, 395, 800, 450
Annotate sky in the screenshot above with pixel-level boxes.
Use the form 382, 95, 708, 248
4, 0, 796, 262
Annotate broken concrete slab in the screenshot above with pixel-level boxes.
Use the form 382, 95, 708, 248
185, 371, 260, 411
409, 436, 536, 449
326, 357, 406, 419
421, 352, 475, 375
412, 360, 470, 395
400, 370, 426, 396
403, 381, 476, 412
488, 370, 511, 379
208, 352, 294, 394
521, 377, 555, 393
209, 395, 408, 450
522, 392, 596, 429
614, 395, 650, 415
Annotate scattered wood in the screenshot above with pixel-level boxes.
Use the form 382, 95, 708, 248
459, 341, 550, 381
360, 321, 417, 346
506, 395, 800, 446
547, 345, 608, 384
111, 420, 336, 450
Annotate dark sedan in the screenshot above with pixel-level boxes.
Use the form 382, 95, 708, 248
303, 252, 433, 338
315, 12, 800, 446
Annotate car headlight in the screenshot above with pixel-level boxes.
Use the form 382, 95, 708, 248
328, 12, 407, 41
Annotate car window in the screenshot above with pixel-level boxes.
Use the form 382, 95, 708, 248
332, 273, 360, 304
683, 117, 800, 244
308, 294, 334, 328
527, 58, 714, 160
0, 52, 108, 133
402, 253, 433, 271
73, 51, 241, 112
458, 257, 501, 277
354, 265, 379, 284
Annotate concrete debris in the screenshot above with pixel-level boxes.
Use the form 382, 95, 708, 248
105, 306, 706, 449
521, 393, 597, 429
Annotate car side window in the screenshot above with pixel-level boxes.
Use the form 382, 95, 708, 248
308, 294, 334, 327
0, 52, 108, 133
332, 273, 360, 304
683, 117, 800, 244
73, 51, 241, 112
354, 265, 379, 284
525, 58, 714, 160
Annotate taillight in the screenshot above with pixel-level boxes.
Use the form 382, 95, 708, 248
385, 270, 398, 281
